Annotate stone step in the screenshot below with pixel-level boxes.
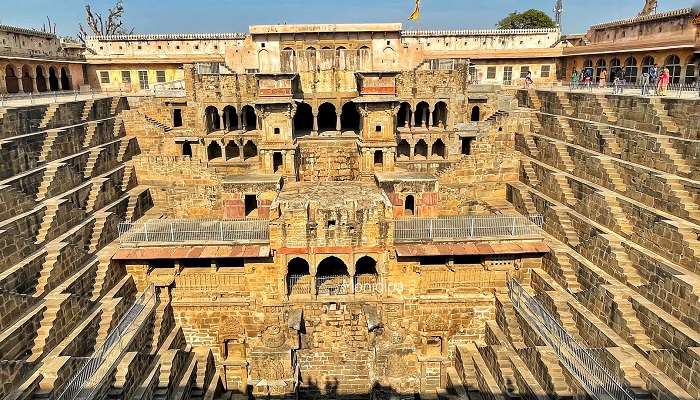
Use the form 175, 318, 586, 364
604, 234, 645, 287
656, 137, 693, 175
82, 121, 98, 148
38, 129, 60, 163
38, 104, 58, 130
34, 242, 69, 296
553, 174, 577, 207
601, 192, 635, 236
81, 99, 95, 122
35, 198, 66, 244
83, 146, 104, 179
35, 162, 63, 202
597, 156, 628, 193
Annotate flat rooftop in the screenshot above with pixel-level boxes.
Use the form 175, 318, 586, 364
250, 23, 402, 35
375, 171, 437, 183
273, 182, 390, 210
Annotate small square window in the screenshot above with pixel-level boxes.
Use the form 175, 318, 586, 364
387, 40, 390, 45
176, 45, 180, 49
214, 45, 218, 49
121, 71, 131, 83
327, 220, 336, 228
137, 45, 142, 50
99, 71, 110, 84
158, 45, 162, 50
156, 70, 166, 83
194, 45, 199, 50
486, 66, 496, 79
274, 127, 280, 134
540, 65, 551, 78
261, 43, 266, 48
375, 125, 382, 133
520, 66, 530, 78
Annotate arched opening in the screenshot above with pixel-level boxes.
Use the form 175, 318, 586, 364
241, 105, 257, 130
404, 195, 415, 216
4, 65, 19, 94
293, 102, 313, 136
383, 47, 397, 66
470, 106, 480, 122
207, 141, 222, 161
273, 152, 283, 173
684, 54, 700, 85
287, 258, 312, 295
337, 46, 347, 69
182, 142, 192, 157
305, 47, 317, 71
397, 102, 411, 128
595, 59, 607, 81
317, 102, 337, 132
358, 46, 371, 69
664, 54, 681, 84
374, 150, 384, 166
223, 106, 238, 131
281, 47, 295, 72
243, 140, 258, 160
610, 58, 622, 79
258, 49, 272, 72
415, 139, 428, 159
21, 65, 33, 93
48, 67, 59, 91
205, 106, 220, 133
225, 141, 240, 160
641, 56, 655, 76
624, 57, 638, 83
35, 67, 47, 92
354, 256, 378, 293
340, 102, 360, 132
433, 101, 448, 128
60, 67, 71, 90
414, 102, 430, 128
316, 256, 350, 295
397, 139, 410, 159
431, 139, 446, 159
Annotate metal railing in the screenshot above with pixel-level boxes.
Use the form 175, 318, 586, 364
316, 274, 351, 296
287, 274, 313, 296
0, 89, 128, 107
513, 79, 700, 99
394, 214, 543, 242
57, 285, 157, 400
118, 219, 270, 244
151, 79, 186, 97
507, 279, 637, 400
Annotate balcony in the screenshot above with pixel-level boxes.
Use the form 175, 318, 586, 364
394, 214, 543, 243
118, 219, 269, 245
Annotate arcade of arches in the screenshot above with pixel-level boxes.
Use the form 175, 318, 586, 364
1, 63, 74, 94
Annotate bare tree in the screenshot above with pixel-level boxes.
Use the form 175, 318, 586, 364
42, 16, 57, 34
77, 0, 134, 43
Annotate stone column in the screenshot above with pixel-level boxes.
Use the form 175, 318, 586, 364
422, 108, 427, 128
239, 140, 245, 161
312, 113, 319, 135
427, 107, 433, 129
336, 114, 341, 132
236, 112, 242, 131
241, 112, 246, 131
409, 144, 414, 160
0, 69, 6, 94
31, 74, 38, 92
16, 73, 24, 93
404, 107, 410, 128
219, 114, 225, 131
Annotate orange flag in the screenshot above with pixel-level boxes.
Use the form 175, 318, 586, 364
408, 0, 421, 21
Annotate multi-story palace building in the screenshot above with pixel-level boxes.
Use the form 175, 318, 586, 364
0, 5, 699, 400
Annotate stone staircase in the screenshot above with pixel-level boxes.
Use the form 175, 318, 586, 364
601, 193, 635, 236
142, 112, 173, 132
604, 234, 644, 287
596, 125, 623, 157
554, 92, 574, 117
85, 178, 108, 213
521, 161, 540, 188
547, 247, 581, 293
527, 89, 542, 111
82, 122, 98, 148
38, 104, 58, 130
35, 199, 64, 244
26, 294, 69, 362
553, 142, 575, 173
91, 245, 118, 301
553, 207, 581, 248
83, 146, 104, 179
88, 211, 111, 253
607, 287, 654, 351
597, 156, 628, 193
34, 242, 68, 296
81, 99, 95, 122
647, 98, 680, 136
664, 176, 700, 223
553, 174, 577, 207
117, 136, 133, 162
38, 129, 60, 163
595, 95, 618, 125
36, 163, 63, 201
655, 137, 693, 175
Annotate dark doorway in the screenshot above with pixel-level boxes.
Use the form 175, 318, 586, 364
461, 137, 474, 155
173, 109, 183, 127
35, 67, 47, 92
4, 65, 19, 93
470, 106, 480, 122
273, 152, 283, 173
397, 140, 410, 159
244, 195, 258, 217
48, 67, 59, 91
340, 102, 360, 132
415, 139, 428, 158
293, 102, 313, 136
317, 103, 337, 132
207, 141, 222, 161
433, 101, 448, 128
226, 141, 240, 160
243, 141, 258, 160
287, 257, 311, 295
405, 195, 415, 215
432, 139, 446, 159
182, 142, 192, 157
205, 106, 220, 132
242, 105, 257, 130
60, 67, 71, 90
397, 102, 411, 128
374, 150, 383, 166
21, 65, 32, 93
414, 102, 429, 127
223, 106, 238, 131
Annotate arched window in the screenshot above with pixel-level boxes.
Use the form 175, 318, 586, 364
241, 105, 257, 130
431, 139, 446, 159
354, 256, 378, 293
21, 65, 33, 93
316, 256, 350, 295
225, 141, 240, 160
258, 49, 272, 72
641, 56, 655, 76
433, 101, 448, 128
317, 102, 337, 132
404, 195, 415, 215
664, 54, 681, 84
35, 66, 47, 92
415, 139, 428, 159
414, 102, 430, 128
223, 106, 238, 131
207, 141, 222, 161
397, 139, 410, 159
340, 102, 360, 132
281, 47, 295, 73
684, 54, 700, 85
48, 67, 59, 91
358, 45, 371, 70
304, 47, 317, 71
4, 65, 19, 94
595, 59, 607, 81
374, 150, 384, 166
624, 57, 638, 83
397, 102, 412, 128
273, 152, 283, 173
60, 67, 71, 90
470, 106, 480, 122
610, 58, 622, 79
336, 46, 347, 70
287, 258, 311, 295
293, 102, 313, 137
205, 106, 220, 133
243, 140, 258, 160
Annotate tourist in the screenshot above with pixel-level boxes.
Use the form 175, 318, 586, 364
524, 70, 533, 88
570, 69, 579, 90
598, 68, 607, 88
641, 70, 651, 96
583, 68, 593, 91
650, 64, 659, 95
613, 72, 624, 94
658, 67, 670, 96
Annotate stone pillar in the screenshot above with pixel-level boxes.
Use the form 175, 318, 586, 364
240, 112, 246, 131
405, 107, 410, 128
312, 113, 319, 135
239, 140, 245, 161
409, 144, 414, 160
57, 72, 63, 90
427, 108, 433, 129
236, 112, 242, 130
0, 69, 6, 94
336, 114, 341, 132
219, 114, 225, 131
31, 74, 38, 92
16, 73, 24, 93
422, 108, 427, 128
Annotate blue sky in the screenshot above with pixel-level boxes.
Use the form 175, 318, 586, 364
0, 0, 693, 36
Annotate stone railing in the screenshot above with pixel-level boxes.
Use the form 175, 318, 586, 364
118, 219, 270, 244
394, 214, 544, 242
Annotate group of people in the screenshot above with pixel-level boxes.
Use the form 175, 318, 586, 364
569, 64, 672, 96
